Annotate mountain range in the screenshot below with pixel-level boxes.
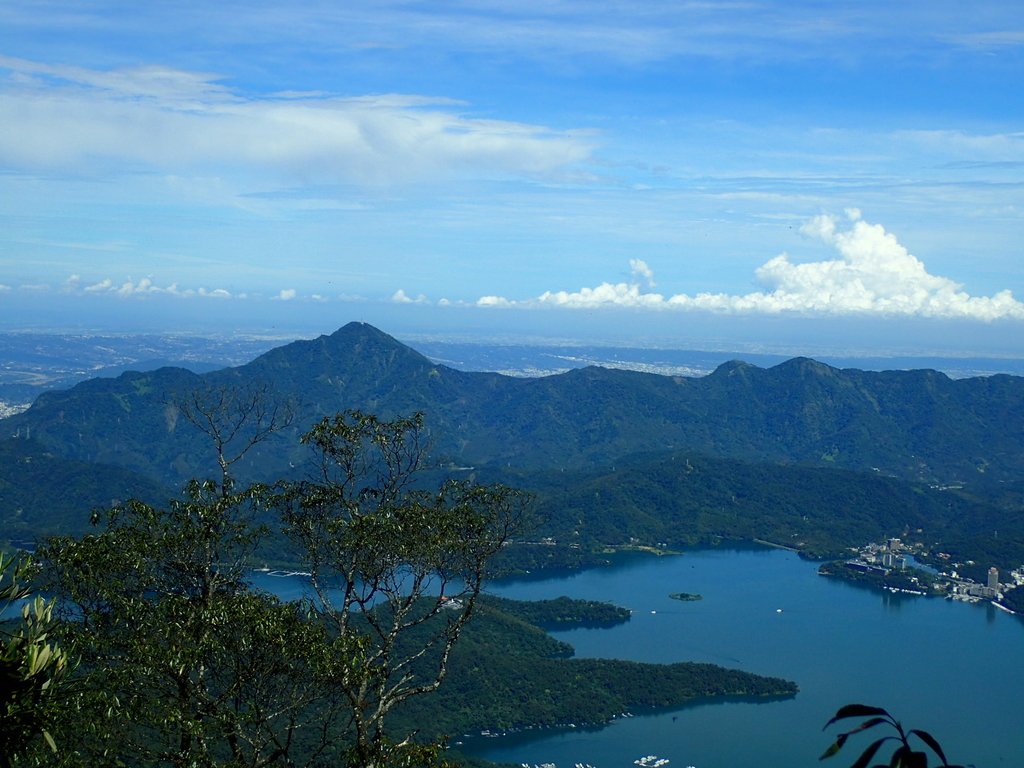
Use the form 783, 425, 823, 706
2, 322, 1022, 563
6, 322, 1023, 482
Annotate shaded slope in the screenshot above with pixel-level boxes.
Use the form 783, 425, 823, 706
4, 322, 1024, 493
0, 438, 170, 542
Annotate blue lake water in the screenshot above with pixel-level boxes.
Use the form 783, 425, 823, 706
456, 547, 1024, 768
251, 548, 1024, 767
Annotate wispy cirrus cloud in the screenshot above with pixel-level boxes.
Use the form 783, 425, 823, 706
0, 56, 593, 186
474, 212, 1024, 322
7, 2, 1015, 68
944, 29, 1024, 51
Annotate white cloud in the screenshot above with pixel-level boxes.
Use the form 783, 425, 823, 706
117, 278, 159, 297
476, 295, 514, 308
70, 275, 234, 299
85, 278, 114, 293
630, 258, 655, 288
476, 213, 1024, 321
538, 281, 666, 309
4, 3, 1019, 76
391, 289, 428, 304
0, 57, 593, 186
275, 289, 297, 301
201, 288, 233, 299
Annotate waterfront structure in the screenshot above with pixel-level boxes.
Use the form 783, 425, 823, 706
988, 567, 1000, 590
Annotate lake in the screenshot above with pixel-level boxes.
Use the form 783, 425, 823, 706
455, 547, 1024, 768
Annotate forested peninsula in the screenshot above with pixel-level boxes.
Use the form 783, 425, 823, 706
391, 596, 797, 745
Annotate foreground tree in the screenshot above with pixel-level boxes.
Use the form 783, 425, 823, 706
37, 407, 524, 767
41, 382, 328, 767
0, 552, 74, 767
174, 382, 296, 495
278, 411, 526, 768
39, 482, 343, 767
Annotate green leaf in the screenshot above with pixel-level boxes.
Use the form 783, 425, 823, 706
909, 729, 949, 764
889, 745, 909, 767
820, 738, 845, 759
844, 717, 890, 737
848, 737, 893, 768
825, 704, 892, 729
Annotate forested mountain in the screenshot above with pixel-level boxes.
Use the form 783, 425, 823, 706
2, 322, 1023, 567
4, 322, 1023, 490
503, 450, 1024, 567
0, 437, 170, 541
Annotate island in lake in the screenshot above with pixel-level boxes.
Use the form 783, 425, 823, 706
670, 592, 703, 601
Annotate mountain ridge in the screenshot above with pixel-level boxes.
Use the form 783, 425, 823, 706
4, 321, 1023, 490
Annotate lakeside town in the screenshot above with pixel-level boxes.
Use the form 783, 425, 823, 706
821, 536, 1024, 611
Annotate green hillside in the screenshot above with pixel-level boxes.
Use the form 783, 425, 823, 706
0, 438, 169, 544
390, 596, 796, 744
496, 449, 1024, 569
3, 323, 1022, 565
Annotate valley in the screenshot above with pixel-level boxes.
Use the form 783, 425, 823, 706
2, 322, 1023, 766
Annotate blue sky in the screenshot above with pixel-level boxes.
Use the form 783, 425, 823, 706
2, 1, 1023, 354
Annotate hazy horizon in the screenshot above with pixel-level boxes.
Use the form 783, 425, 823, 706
3, 2, 1023, 357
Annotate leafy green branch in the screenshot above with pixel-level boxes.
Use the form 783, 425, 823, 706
821, 704, 969, 768
1, 552, 76, 767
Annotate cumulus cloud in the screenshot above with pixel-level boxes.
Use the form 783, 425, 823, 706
476, 212, 1024, 321
275, 289, 297, 301
391, 289, 428, 304
0, 57, 593, 185
630, 258, 656, 288
67, 275, 234, 299
537, 281, 666, 309
84, 278, 114, 293
201, 288, 232, 299
476, 295, 514, 308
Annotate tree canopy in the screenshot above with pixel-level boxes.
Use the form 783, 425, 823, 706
31, 405, 525, 768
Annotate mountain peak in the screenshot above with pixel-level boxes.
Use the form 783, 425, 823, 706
330, 321, 392, 341
774, 357, 837, 376
709, 359, 759, 377
239, 322, 435, 382
325, 322, 431, 361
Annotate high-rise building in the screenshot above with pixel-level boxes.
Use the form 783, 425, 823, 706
988, 567, 1000, 590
